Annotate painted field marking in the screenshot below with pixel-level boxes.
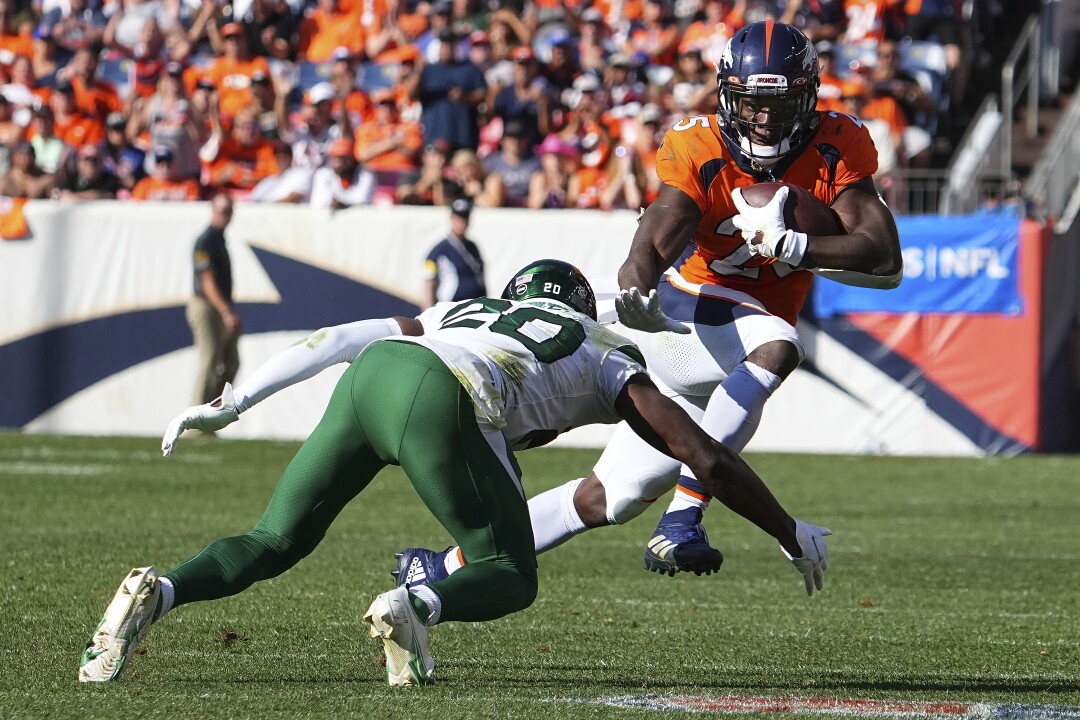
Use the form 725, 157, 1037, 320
587, 694, 1080, 720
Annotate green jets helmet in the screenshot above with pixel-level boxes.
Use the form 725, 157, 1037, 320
501, 259, 597, 320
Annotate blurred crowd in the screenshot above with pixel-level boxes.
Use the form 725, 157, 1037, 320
0, 0, 990, 209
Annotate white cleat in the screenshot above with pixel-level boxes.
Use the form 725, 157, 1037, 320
363, 587, 435, 686
79, 566, 160, 682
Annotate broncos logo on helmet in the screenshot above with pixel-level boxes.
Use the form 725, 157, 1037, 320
716, 20, 820, 164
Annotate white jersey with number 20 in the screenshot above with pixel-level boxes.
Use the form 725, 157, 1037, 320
390, 298, 646, 450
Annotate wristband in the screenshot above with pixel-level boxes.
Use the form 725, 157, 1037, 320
779, 229, 808, 266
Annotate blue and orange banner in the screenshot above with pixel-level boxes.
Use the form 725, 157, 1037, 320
813, 210, 1024, 316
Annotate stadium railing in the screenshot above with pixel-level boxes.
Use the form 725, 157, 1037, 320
1023, 86, 1080, 231
1000, 15, 1041, 179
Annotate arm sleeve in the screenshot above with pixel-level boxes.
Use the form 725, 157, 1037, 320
308, 168, 333, 208
341, 169, 375, 205
232, 318, 403, 412
597, 346, 649, 417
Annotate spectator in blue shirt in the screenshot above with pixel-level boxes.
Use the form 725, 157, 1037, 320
409, 27, 487, 153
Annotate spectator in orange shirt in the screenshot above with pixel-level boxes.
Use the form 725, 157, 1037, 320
680, 0, 739, 67
297, 0, 366, 63
0, 0, 33, 63
5, 54, 52, 108
591, 0, 644, 27
623, 0, 679, 67
328, 50, 373, 130
132, 145, 204, 200
567, 132, 641, 211
815, 40, 845, 112
632, 103, 663, 205
363, 1, 419, 63
207, 23, 271, 119
49, 80, 104, 148
354, 88, 422, 183
67, 44, 123, 119
201, 103, 280, 190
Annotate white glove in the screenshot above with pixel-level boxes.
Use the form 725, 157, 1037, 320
161, 382, 240, 457
615, 287, 690, 334
782, 519, 832, 596
731, 186, 807, 266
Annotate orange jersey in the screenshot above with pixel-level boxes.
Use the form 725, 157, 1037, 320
0, 32, 32, 62
205, 136, 280, 189
298, 9, 366, 62
680, 19, 738, 66
207, 57, 272, 118
132, 176, 203, 201
71, 77, 123, 119
655, 111, 877, 323
353, 119, 421, 172
53, 113, 104, 147
841, 0, 895, 43
336, 89, 374, 128
861, 94, 907, 136
591, 0, 643, 23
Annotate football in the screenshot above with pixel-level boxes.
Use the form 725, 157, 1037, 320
739, 181, 843, 236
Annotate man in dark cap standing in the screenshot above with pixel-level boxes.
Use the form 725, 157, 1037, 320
421, 197, 485, 309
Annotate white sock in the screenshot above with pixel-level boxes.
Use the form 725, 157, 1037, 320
155, 576, 175, 621
666, 485, 711, 514
700, 361, 781, 452
409, 585, 442, 626
664, 361, 781, 514
529, 478, 587, 554
443, 547, 464, 575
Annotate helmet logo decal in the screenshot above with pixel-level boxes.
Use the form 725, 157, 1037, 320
720, 41, 733, 70
747, 74, 788, 89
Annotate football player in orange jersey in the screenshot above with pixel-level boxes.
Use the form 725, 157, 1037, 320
600, 20, 902, 575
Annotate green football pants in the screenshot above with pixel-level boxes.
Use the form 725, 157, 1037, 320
164, 340, 538, 622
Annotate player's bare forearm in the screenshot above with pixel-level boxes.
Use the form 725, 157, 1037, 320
689, 439, 800, 556
617, 184, 701, 291
803, 177, 903, 279
616, 375, 799, 552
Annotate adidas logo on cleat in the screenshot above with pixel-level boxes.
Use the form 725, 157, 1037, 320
403, 557, 427, 586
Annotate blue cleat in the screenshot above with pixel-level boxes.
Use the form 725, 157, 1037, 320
392, 547, 450, 588
644, 509, 724, 576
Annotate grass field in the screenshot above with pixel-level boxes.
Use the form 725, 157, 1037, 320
1, 431, 1079, 720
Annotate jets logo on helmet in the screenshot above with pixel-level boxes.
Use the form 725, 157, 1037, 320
716, 20, 820, 164
502, 259, 597, 320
